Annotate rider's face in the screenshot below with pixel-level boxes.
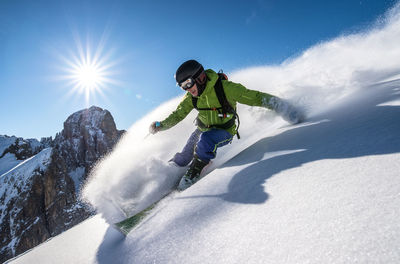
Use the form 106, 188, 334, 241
186, 83, 199, 97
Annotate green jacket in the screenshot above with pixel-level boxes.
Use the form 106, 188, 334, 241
160, 69, 276, 136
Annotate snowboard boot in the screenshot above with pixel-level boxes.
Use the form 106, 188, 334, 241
178, 155, 209, 190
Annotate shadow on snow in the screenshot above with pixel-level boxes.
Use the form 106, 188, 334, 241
96, 79, 400, 263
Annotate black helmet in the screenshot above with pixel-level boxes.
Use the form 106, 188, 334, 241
175, 60, 204, 84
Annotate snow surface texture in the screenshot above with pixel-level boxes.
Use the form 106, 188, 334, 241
10, 3, 400, 264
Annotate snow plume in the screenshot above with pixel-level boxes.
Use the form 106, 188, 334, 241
82, 3, 400, 224
82, 100, 191, 223
231, 2, 400, 116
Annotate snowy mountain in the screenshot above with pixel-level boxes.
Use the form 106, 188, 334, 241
0, 135, 50, 176
6, 4, 400, 263
0, 106, 124, 263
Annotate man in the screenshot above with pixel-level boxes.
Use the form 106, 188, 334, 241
150, 60, 304, 190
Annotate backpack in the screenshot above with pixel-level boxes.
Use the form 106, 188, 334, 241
192, 70, 241, 139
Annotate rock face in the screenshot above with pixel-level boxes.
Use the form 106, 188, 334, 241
0, 106, 125, 263
55, 106, 124, 171
0, 137, 42, 160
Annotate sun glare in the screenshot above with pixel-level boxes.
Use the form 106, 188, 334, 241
58, 34, 118, 106
74, 62, 102, 90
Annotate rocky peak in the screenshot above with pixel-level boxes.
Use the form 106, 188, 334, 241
55, 106, 124, 168
0, 106, 125, 263
62, 106, 118, 139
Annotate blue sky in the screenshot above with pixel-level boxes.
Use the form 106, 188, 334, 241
0, 0, 396, 139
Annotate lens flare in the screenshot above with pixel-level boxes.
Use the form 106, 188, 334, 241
56, 32, 119, 106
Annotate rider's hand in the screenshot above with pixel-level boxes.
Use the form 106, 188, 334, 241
269, 97, 305, 124
284, 107, 305, 124
149, 121, 162, 134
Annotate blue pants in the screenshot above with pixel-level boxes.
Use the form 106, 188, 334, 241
172, 128, 233, 166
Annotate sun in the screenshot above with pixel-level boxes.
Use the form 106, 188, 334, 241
72, 59, 104, 95
76, 64, 101, 89
67, 50, 110, 105
58, 35, 118, 106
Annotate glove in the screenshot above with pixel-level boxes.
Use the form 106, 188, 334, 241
284, 107, 305, 124
269, 97, 305, 124
149, 121, 162, 134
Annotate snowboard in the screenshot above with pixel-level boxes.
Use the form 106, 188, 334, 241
113, 191, 174, 235
113, 163, 212, 236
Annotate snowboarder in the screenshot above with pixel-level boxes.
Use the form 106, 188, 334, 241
150, 60, 304, 190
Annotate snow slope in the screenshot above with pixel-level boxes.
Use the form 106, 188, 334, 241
8, 3, 400, 264
9, 77, 400, 264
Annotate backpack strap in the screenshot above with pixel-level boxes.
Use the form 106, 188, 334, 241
192, 73, 228, 112
214, 73, 234, 115
214, 72, 241, 139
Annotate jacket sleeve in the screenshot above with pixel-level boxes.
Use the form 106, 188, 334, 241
224, 81, 277, 110
160, 93, 194, 130
225, 81, 305, 124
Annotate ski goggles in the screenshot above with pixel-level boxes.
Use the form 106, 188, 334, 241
179, 77, 196, 90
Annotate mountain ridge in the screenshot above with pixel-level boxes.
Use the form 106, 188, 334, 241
0, 106, 125, 263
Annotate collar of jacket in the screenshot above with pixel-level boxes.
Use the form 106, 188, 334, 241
191, 69, 218, 98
